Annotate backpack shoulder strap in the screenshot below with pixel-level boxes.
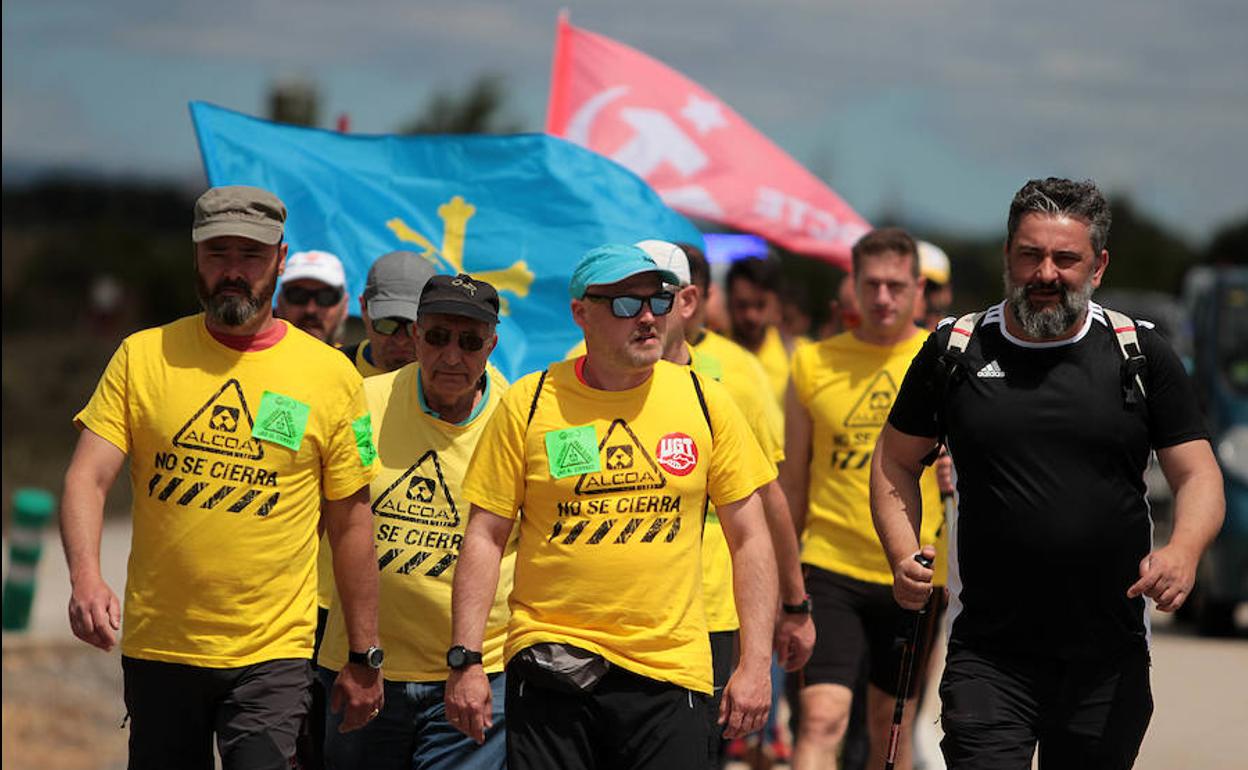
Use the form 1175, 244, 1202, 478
1101, 307, 1147, 404
944, 311, 984, 354
525, 369, 549, 428
921, 310, 986, 467
689, 370, 713, 438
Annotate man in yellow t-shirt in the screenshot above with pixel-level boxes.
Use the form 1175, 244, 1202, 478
341, 250, 437, 377
727, 255, 790, 406
60, 186, 383, 770
646, 239, 815, 767
444, 244, 779, 770
781, 228, 946, 770
319, 274, 513, 770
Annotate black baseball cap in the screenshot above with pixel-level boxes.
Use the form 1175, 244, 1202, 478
418, 273, 500, 325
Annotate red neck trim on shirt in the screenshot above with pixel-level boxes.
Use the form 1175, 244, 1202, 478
574, 355, 589, 386
207, 320, 288, 352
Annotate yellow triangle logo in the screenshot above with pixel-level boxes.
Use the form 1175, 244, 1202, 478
172, 379, 265, 460
574, 419, 666, 496
372, 450, 460, 528
843, 370, 899, 428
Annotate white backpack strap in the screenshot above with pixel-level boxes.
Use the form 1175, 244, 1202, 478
945, 311, 984, 354
1103, 307, 1147, 401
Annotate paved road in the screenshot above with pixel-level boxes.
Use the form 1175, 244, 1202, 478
5, 520, 1246, 769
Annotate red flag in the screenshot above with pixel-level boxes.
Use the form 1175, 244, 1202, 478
546, 13, 868, 267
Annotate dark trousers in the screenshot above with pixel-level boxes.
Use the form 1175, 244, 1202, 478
505, 659, 708, 770
706, 630, 736, 767
939, 644, 1153, 770
122, 655, 312, 770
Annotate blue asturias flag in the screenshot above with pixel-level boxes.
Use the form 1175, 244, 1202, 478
189, 101, 702, 380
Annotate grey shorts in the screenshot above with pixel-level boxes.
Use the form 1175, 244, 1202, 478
122, 655, 312, 770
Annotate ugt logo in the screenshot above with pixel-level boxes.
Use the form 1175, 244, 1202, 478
386, 196, 533, 315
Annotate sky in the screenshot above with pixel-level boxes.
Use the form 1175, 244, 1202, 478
4, 0, 1247, 243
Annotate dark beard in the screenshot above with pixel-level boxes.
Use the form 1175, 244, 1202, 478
1004, 276, 1094, 339
196, 268, 278, 328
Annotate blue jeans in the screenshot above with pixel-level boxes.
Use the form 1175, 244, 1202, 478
318, 666, 507, 770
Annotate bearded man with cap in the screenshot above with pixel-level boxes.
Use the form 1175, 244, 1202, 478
319, 273, 513, 770
445, 243, 780, 770
60, 185, 384, 770
276, 249, 350, 344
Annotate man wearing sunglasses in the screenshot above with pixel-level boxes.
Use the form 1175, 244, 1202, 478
319, 273, 514, 770
341, 251, 436, 377
446, 243, 780, 770
276, 250, 349, 345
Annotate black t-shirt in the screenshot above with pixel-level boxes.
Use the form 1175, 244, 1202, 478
889, 301, 1208, 659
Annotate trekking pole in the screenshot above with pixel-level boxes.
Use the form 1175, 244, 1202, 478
884, 552, 934, 770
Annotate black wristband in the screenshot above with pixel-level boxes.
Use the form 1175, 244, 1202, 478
782, 595, 812, 614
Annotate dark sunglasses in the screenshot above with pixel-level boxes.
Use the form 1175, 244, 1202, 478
281, 285, 343, 307
371, 317, 414, 336
421, 327, 488, 352
583, 291, 675, 319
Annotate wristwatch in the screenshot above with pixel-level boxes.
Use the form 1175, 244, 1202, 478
348, 646, 385, 669
446, 645, 484, 670
782, 595, 813, 614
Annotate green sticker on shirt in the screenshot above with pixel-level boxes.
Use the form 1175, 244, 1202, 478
352, 414, 376, 467
545, 425, 601, 479
251, 391, 310, 451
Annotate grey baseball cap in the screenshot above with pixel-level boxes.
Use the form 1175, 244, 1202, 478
364, 251, 437, 321
192, 186, 286, 245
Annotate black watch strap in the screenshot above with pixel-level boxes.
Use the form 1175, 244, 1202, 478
446, 645, 484, 670
348, 646, 384, 669
782, 595, 812, 614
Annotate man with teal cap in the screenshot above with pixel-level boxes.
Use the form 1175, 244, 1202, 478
445, 243, 781, 770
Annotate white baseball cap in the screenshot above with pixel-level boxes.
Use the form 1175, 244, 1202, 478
633, 239, 691, 287
283, 250, 346, 289
917, 241, 951, 286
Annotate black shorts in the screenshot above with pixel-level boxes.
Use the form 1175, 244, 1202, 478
939, 643, 1152, 770
801, 564, 944, 697
506, 658, 708, 770
122, 656, 312, 770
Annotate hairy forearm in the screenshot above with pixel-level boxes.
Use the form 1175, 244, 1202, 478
326, 492, 379, 651
722, 496, 779, 669
451, 508, 508, 649
761, 481, 806, 603
870, 450, 924, 567
60, 470, 108, 584
1168, 467, 1225, 557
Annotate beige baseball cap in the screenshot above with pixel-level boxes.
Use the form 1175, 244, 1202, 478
192, 186, 287, 245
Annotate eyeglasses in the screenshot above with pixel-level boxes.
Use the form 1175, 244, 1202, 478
421, 327, 487, 352
371, 317, 413, 336
282, 285, 343, 307
583, 291, 675, 319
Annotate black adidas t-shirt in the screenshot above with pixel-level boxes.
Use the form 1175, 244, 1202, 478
889, 302, 1208, 659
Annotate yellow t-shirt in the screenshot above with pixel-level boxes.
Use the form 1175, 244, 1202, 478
755, 326, 791, 407
792, 331, 947, 585
319, 364, 515, 680
690, 333, 785, 632
461, 359, 776, 693
317, 360, 510, 610
74, 315, 377, 668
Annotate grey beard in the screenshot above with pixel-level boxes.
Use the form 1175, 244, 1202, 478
1005, 277, 1094, 339
204, 293, 263, 327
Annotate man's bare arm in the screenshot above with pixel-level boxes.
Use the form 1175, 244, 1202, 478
870, 424, 939, 610
324, 486, 383, 733
779, 379, 812, 537
717, 490, 778, 738
1128, 439, 1224, 611
445, 506, 513, 744
60, 429, 126, 651
760, 480, 815, 670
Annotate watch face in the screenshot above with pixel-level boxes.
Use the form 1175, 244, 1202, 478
367, 647, 384, 668
448, 647, 466, 668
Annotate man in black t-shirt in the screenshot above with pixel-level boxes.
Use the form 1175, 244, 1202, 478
870, 177, 1225, 770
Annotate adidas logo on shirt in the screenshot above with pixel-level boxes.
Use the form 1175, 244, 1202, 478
977, 360, 1005, 378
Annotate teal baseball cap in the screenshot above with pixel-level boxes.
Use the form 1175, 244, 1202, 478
569, 243, 682, 299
